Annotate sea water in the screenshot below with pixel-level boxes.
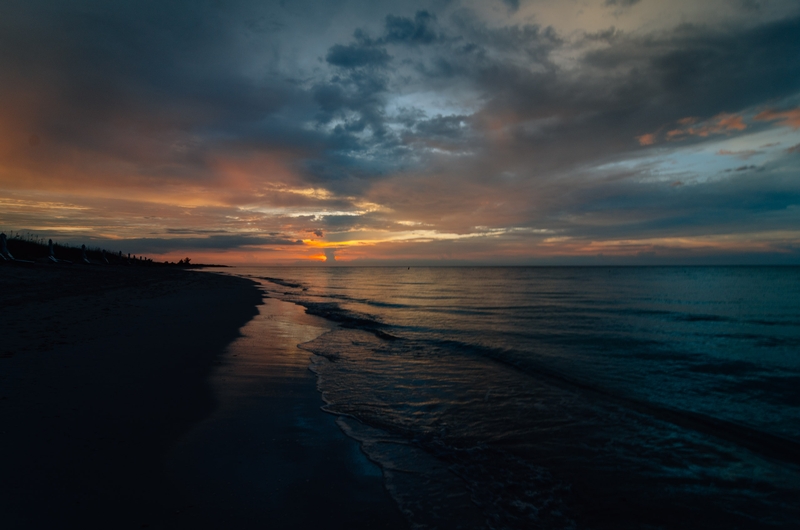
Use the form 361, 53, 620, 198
233, 266, 800, 529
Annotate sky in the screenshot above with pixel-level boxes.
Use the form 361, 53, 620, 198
1, 0, 799, 265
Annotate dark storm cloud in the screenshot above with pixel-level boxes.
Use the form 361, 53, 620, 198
552, 165, 800, 240
312, 70, 389, 124
502, 0, 520, 14
605, 0, 642, 7
314, 10, 445, 158
447, 11, 562, 64
383, 11, 440, 45
325, 44, 391, 68
451, 11, 800, 143
738, 0, 765, 11
641, 17, 800, 117
398, 12, 800, 186
306, 8, 570, 180
15, 0, 794, 191
0, 0, 305, 183
5, 1, 798, 179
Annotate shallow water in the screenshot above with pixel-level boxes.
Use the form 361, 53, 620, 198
234, 266, 800, 529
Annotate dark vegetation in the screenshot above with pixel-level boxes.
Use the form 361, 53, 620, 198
2, 231, 226, 267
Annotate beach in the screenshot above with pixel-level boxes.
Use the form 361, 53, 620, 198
4, 264, 800, 529
0, 265, 403, 529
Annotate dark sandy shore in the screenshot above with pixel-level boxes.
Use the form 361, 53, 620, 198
0, 264, 404, 529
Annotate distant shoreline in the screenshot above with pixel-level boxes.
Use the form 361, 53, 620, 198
2, 233, 228, 268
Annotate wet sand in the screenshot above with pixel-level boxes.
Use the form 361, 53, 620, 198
169, 295, 406, 529
0, 265, 404, 529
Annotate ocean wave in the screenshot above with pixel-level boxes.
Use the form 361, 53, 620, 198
259, 275, 800, 462
301, 308, 800, 466
301, 326, 800, 528
247, 269, 800, 528
258, 276, 306, 290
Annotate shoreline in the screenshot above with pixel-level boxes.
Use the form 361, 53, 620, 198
0, 264, 406, 529
168, 293, 406, 529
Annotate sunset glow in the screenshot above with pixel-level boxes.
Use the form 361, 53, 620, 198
2, 0, 799, 264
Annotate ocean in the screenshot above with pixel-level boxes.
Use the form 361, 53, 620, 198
233, 266, 800, 529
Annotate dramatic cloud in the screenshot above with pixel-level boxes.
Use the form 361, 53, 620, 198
1, 0, 799, 264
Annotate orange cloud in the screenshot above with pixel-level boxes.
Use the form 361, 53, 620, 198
637, 113, 747, 146
674, 113, 746, 138
535, 232, 800, 257
636, 133, 656, 146
714, 113, 747, 132
754, 108, 800, 130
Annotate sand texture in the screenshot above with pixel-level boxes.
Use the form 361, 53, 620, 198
0, 265, 261, 528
